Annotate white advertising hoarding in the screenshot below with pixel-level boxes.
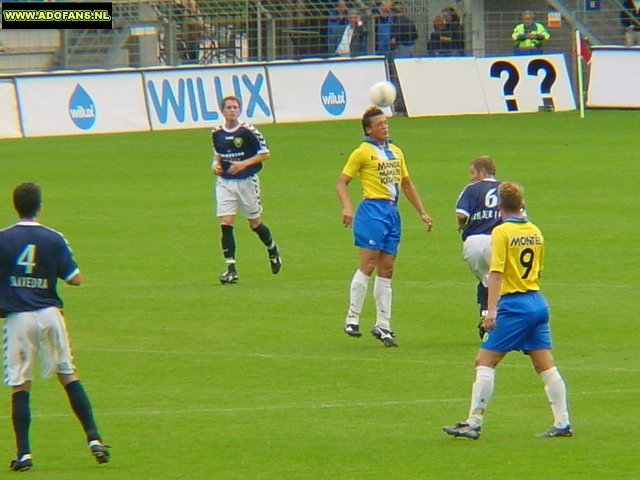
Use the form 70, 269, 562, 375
143, 65, 273, 130
0, 80, 22, 139
395, 57, 488, 116
267, 57, 390, 123
476, 55, 575, 113
587, 46, 640, 108
16, 72, 150, 138
396, 54, 575, 117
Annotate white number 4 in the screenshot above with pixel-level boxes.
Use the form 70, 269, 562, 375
17, 244, 37, 274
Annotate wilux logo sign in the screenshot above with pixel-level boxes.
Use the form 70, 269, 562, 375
145, 72, 271, 125
68, 84, 96, 130
320, 71, 347, 116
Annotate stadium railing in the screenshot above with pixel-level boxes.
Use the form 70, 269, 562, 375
0, 0, 633, 74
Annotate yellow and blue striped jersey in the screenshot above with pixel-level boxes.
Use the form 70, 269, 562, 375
341, 139, 409, 202
490, 218, 544, 295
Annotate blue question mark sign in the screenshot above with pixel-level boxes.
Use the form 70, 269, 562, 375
489, 61, 520, 112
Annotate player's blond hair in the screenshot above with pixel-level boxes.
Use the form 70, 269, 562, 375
498, 182, 524, 212
471, 156, 496, 176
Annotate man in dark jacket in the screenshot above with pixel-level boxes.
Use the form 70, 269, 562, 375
332, 9, 368, 57
391, 10, 418, 57
327, 1, 349, 55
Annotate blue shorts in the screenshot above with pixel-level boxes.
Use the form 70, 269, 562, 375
482, 291, 552, 353
353, 199, 401, 255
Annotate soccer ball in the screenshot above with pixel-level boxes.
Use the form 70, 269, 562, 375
369, 81, 397, 107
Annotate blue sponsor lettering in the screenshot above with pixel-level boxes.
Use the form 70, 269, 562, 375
196, 78, 218, 121
241, 74, 270, 117
186, 78, 198, 121
212, 75, 242, 111
147, 73, 271, 124
147, 79, 186, 123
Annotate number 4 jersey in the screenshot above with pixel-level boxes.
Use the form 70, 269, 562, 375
0, 222, 79, 313
490, 217, 544, 295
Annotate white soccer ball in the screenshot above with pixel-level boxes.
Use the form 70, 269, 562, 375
369, 81, 397, 107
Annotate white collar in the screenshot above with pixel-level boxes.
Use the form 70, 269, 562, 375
223, 122, 242, 133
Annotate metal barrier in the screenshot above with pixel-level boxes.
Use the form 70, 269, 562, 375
0, 0, 635, 74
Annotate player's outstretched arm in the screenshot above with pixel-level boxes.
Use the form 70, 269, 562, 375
66, 271, 83, 286
456, 213, 468, 232
401, 176, 433, 232
482, 270, 502, 331
336, 174, 354, 228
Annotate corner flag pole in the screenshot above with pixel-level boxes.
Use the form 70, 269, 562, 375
575, 29, 586, 119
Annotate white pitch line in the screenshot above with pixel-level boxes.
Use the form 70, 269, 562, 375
395, 281, 633, 290
77, 347, 640, 373
0, 388, 637, 421
71, 279, 633, 290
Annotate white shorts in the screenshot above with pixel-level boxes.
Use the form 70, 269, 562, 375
215, 175, 263, 219
3, 307, 76, 386
462, 234, 492, 286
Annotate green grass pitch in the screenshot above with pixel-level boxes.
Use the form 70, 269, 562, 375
0, 110, 638, 479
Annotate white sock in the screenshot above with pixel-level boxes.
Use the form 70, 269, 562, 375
467, 366, 495, 427
540, 367, 570, 428
345, 269, 370, 325
373, 276, 392, 330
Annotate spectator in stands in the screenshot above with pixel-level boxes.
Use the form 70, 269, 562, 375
427, 15, 448, 55
620, 0, 640, 46
289, 0, 322, 59
439, 6, 464, 55
328, 1, 350, 55
384, 3, 415, 112
391, 5, 418, 57
373, 0, 395, 56
512, 10, 550, 55
333, 9, 368, 57
176, 0, 202, 64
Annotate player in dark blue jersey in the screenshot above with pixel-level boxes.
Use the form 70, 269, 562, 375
0, 183, 109, 471
455, 156, 501, 338
211, 95, 281, 284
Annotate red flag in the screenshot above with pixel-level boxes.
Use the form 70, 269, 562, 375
578, 37, 592, 63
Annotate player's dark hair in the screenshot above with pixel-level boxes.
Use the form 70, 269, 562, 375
471, 156, 497, 176
498, 182, 524, 212
361, 106, 385, 134
219, 95, 242, 111
13, 182, 42, 219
